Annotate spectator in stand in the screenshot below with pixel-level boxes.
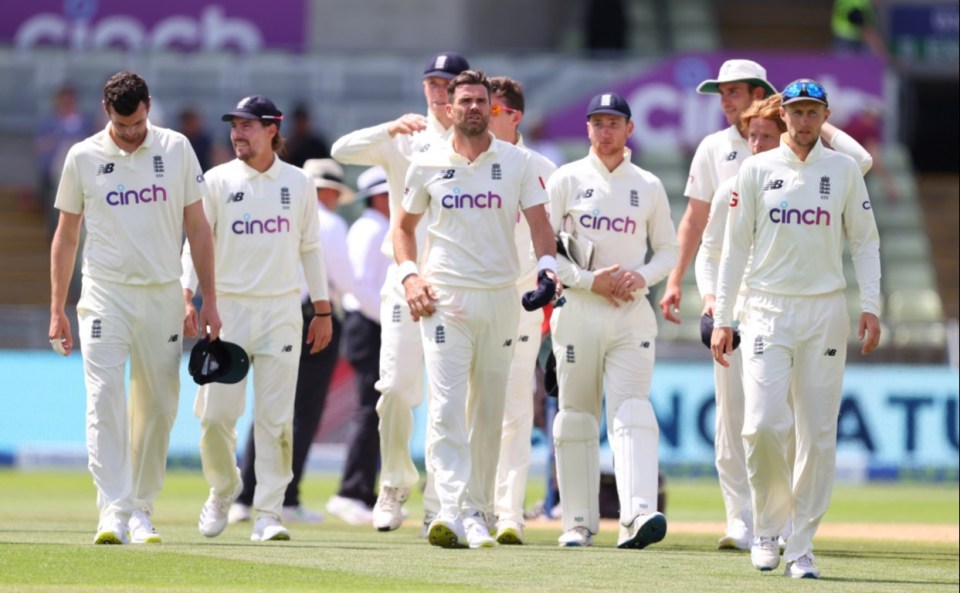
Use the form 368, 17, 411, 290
35, 84, 94, 235
178, 108, 214, 172
283, 104, 331, 168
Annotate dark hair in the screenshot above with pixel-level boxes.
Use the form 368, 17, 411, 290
447, 70, 491, 101
488, 76, 525, 113
103, 71, 150, 116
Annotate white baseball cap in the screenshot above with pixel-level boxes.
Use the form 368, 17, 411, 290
302, 159, 355, 205
696, 59, 777, 97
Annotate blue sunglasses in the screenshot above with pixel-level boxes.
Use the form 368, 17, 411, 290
782, 80, 827, 101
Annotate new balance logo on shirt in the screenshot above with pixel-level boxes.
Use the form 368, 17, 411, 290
763, 179, 784, 191
97, 163, 115, 175
227, 192, 245, 203
725, 151, 738, 161
440, 169, 455, 180
824, 348, 837, 357
168, 334, 179, 343
282, 344, 293, 352
502, 339, 513, 347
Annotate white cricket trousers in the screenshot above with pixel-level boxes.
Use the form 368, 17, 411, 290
494, 288, 543, 524
420, 284, 519, 519
713, 351, 752, 534
193, 293, 301, 520
739, 290, 849, 563
375, 263, 439, 513
78, 278, 183, 524
551, 290, 659, 534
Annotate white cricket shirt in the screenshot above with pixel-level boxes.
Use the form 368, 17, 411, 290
181, 156, 328, 300
331, 111, 450, 260
55, 121, 205, 285
547, 148, 679, 294
696, 135, 874, 300
684, 125, 749, 203
342, 207, 391, 321
403, 134, 548, 290
714, 139, 881, 327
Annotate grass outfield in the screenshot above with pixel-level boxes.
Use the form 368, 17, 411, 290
0, 470, 956, 593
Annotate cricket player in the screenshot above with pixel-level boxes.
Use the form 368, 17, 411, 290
396, 70, 559, 549
711, 79, 881, 578
659, 59, 776, 550
229, 158, 355, 526
182, 95, 333, 543
485, 75, 558, 545
330, 52, 470, 532
548, 92, 678, 549
48, 71, 221, 545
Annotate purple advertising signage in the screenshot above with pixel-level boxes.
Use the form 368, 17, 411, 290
543, 52, 886, 152
1, 0, 306, 53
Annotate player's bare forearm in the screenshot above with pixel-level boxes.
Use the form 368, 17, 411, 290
49, 211, 82, 356
184, 202, 221, 339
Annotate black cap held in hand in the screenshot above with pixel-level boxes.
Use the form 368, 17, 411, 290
189, 337, 251, 385
522, 270, 557, 312
700, 313, 740, 351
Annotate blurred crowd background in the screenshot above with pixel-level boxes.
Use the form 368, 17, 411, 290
0, 0, 956, 477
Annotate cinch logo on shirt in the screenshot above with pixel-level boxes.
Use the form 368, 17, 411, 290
769, 202, 831, 226
106, 184, 168, 206
440, 189, 502, 209
579, 209, 637, 234
231, 214, 291, 234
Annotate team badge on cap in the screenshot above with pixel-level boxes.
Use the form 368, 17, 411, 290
188, 337, 250, 385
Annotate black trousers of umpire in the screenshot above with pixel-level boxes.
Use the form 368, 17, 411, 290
237, 313, 342, 508
334, 310, 382, 507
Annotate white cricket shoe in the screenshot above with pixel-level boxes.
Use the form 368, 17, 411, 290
617, 512, 667, 549
717, 521, 752, 550
785, 554, 821, 579
558, 526, 594, 548
281, 505, 324, 524
228, 502, 251, 524
495, 520, 525, 545
373, 486, 409, 532
251, 515, 290, 542
751, 536, 781, 571
93, 517, 129, 545
463, 514, 495, 549
427, 515, 467, 549
199, 483, 242, 538
128, 510, 161, 544
326, 496, 374, 526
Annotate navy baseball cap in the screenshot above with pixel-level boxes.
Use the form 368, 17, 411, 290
423, 52, 470, 79
222, 95, 284, 125
189, 337, 250, 385
586, 92, 631, 120
781, 79, 829, 107
700, 313, 740, 351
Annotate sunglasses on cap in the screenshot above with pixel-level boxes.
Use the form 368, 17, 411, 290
491, 104, 518, 116
782, 80, 828, 102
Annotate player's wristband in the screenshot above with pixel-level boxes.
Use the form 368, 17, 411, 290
537, 255, 558, 274
315, 311, 332, 317
397, 260, 419, 285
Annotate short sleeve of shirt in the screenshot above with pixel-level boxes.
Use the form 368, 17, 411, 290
54, 145, 84, 215
684, 138, 715, 204
519, 152, 549, 210
181, 138, 205, 208
402, 164, 432, 215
